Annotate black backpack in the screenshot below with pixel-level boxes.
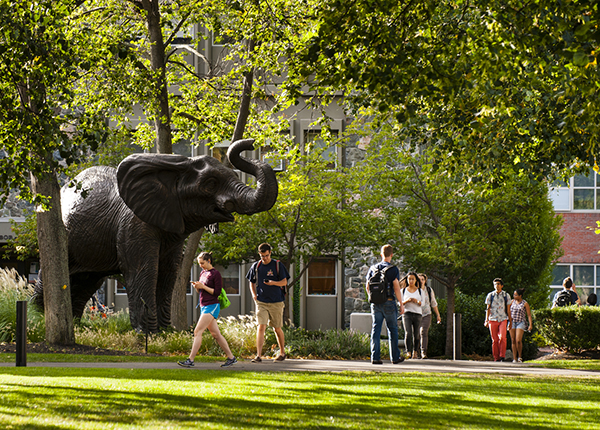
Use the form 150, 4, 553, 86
367, 265, 394, 304
555, 290, 573, 307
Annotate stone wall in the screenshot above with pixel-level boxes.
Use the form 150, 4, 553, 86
343, 248, 380, 328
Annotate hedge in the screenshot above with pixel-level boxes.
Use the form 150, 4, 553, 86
533, 306, 600, 353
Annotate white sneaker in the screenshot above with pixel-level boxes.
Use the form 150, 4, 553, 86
512, 360, 517, 363
518, 358, 523, 363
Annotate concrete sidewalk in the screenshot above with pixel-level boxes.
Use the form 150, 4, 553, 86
2, 358, 598, 377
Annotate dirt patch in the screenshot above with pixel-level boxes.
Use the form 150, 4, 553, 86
0, 342, 161, 357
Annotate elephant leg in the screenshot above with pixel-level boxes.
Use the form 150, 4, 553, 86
70, 273, 109, 319
118, 224, 164, 333
156, 243, 185, 329
123, 266, 159, 333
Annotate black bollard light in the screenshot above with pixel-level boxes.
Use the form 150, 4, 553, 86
453, 313, 462, 361
16, 301, 27, 367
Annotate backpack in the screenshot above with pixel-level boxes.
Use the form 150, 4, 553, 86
218, 287, 231, 309
555, 290, 573, 307
490, 291, 509, 307
367, 265, 394, 304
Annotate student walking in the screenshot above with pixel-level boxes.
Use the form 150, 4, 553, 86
366, 244, 405, 365
246, 243, 290, 362
178, 252, 237, 368
484, 278, 512, 362
552, 277, 581, 308
418, 273, 441, 359
401, 272, 423, 359
509, 288, 533, 363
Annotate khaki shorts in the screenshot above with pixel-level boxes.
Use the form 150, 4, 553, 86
256, 301, 285, 328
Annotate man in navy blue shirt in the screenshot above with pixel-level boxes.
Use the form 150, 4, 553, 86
246, 243, 290, 362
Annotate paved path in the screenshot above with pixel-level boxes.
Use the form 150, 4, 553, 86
2, 358, 598, 377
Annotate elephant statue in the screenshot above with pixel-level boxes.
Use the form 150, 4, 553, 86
37, 139, 277, 332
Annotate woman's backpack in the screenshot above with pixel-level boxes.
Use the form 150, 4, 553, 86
218, 288, 231, 309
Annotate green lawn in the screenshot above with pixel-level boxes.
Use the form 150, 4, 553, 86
0, 353, 201, 363
1, 367, 599, 429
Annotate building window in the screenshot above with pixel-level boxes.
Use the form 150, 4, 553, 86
573, 169, 598, 209
210, 141, 235, 169
548, 179, 570, 211
551, 264, 598, 305
307, 258, 336, 296
550, 169, 600, 211
214, 264, 240, 295
304, 130, 338, 169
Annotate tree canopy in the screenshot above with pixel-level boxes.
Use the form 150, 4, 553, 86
287, 0, 600, 180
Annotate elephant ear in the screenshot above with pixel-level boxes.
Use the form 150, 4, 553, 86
116, 153, 190, 234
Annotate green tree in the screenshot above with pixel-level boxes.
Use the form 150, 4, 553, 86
0, 0, 110, 344
356, 129, 563, 356
70, 0, 321, 329
3, 214, 39, 262
288, 1, 600, 179
201, 136, 379, 321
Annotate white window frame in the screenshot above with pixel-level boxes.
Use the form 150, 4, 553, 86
550, 263, 598, 304
306, 257, 338, 297
549, 168, 600, 212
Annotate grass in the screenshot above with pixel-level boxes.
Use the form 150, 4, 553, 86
0, 368, 599, 429
528, 359, 600, 371
0, 353, 220, 363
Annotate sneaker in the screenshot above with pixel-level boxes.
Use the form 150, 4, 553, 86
512, 360, 517, 363
518, 358, 523, 363
372, 360, 383, 365
251, 355, 262, 363
177, 358, 194, 368
392, 356, 405, 364
221, 356, 237, 367
274, 354, 286, 362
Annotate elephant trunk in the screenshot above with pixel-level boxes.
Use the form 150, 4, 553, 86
227, 139, 278, 214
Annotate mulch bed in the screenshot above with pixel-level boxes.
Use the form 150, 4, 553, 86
535, 348, 600, 361
0, 342, 161, 357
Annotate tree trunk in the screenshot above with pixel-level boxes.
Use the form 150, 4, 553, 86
31, 170, 75, 345
171, 229, 203, 330
143, 0, 172, 154
445, 285, 456, 357
172, 39, 257, 330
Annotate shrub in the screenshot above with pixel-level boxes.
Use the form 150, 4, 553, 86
534, 306, 600, 353
284, 327, 370, 359
426, 291, 539, 360
75, 326, 141, 351
77, 308, 133, 334
0, 268, 45, 342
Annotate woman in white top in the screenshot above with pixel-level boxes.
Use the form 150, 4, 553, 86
418, 273, 441, 359
400, 271, 423, 359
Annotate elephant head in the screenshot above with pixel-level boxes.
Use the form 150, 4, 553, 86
116, 138, 278, 234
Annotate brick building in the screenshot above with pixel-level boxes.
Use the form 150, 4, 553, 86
549, 168, 600, 304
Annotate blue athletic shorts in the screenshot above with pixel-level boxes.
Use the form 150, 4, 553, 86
200, 303, 220, 319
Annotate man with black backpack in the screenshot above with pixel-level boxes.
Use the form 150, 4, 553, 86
551, 277, 581, 308
365, 244, 404, 365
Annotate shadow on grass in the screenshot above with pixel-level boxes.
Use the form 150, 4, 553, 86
1, 370, 599, 429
